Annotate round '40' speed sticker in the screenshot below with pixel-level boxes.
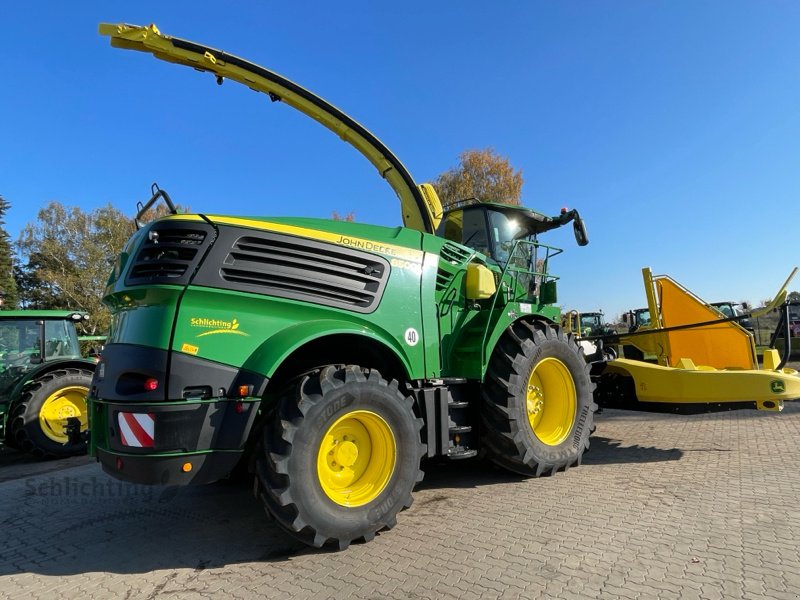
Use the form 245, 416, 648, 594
404, 328, 419, 347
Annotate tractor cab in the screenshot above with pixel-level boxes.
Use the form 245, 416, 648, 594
0, 312, 86, 394
622, 308, 651, 333
437, 200, 589, 302
577, 312, 612, 337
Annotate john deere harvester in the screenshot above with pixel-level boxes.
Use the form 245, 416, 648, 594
90, 24, 800, 549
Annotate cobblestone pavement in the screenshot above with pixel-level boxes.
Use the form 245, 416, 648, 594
2, 403, 800, 600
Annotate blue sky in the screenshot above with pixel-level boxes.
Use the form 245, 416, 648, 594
2, 2, 798, 319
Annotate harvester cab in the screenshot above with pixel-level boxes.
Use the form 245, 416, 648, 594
437, 199, 588, 303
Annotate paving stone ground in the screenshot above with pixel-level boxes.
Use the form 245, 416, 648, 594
1, 402, 800, 600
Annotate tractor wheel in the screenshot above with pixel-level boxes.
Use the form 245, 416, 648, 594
9, 368, 93, 459
255, 365, 425, 549
481, 320, 596, 477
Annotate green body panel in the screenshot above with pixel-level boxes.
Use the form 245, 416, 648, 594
104, 217, 432, 381
172, 284, 425, 380
419, 249, 442, 378
105, 287, 191, 349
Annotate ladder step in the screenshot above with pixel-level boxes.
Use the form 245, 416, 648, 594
449, 425, 471, 433
447, 448, 478, 460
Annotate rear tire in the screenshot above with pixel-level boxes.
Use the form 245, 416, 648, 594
9, 368, 93, 459
255, 365, 425, 549
481, 320, 596, 476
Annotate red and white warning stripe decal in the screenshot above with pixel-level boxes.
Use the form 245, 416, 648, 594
117, 412, 155, 448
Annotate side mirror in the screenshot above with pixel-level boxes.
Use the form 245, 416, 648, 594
573, 217, 589, 246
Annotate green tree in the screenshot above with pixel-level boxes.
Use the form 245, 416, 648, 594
15, 200, 188, 336
16, 203, 127, 335
433, 148, 524, 208
0, 196, 19, 309
13, 251, 60, 310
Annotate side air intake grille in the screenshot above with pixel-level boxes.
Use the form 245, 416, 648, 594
194, 230, 391, 314
440, 242, 472, 265
125, 223, 214, 286
436, 242, 473, 293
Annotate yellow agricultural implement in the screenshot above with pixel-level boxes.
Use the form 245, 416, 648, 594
593, 267, 800, 413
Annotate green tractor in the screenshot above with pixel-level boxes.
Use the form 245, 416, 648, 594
622, 307, 651, 333
0, 311, 96, 458
576, 312, 613, 337
91, 25, 593, 548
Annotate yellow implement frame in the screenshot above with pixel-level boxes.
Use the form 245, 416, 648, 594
626, 268, 757, 369
606, 267, 800, 411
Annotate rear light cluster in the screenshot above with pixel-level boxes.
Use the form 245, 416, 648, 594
115, 372, 164, 397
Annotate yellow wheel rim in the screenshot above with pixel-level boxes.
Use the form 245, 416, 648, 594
317, 410, 396, 507
526, 358, 576, 446
38, 385, 89, 444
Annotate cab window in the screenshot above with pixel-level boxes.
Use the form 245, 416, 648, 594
438, 209, 491, 257
44, 320, 81, 359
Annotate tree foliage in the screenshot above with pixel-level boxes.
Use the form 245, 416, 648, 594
0, 196, 18, 309
433, 148, 524, 208
331, 211, 356, 222
15, 200, 188, 336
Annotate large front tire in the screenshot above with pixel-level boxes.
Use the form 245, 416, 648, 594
9, 368, 93, 458
255, 365, 425, 549
481, 321, 596, 476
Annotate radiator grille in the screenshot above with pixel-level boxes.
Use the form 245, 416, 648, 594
209, 232, 390, 313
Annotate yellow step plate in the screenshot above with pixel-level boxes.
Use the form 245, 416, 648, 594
606, 354, 800, 411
